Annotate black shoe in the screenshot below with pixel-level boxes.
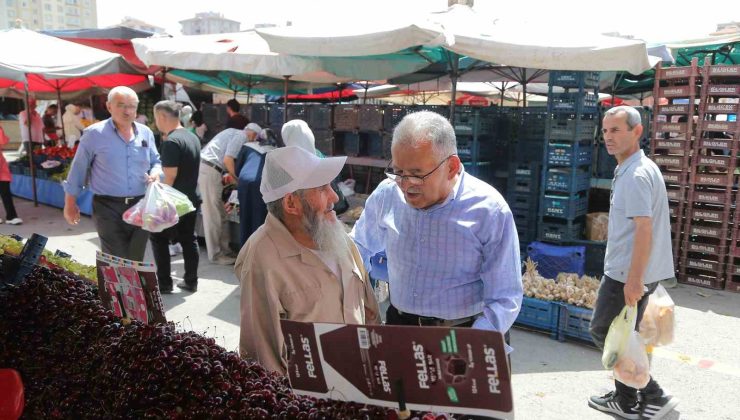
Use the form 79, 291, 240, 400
159, 285, 173, 294
588, 391, 640, 420
176, 280, 197, 292
640, 392, 679, 419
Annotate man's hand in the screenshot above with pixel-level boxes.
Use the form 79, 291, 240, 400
623, 277, 645, 307
145, 172, 159, 185
64, 202, 81, 225
222, 174, 235, 185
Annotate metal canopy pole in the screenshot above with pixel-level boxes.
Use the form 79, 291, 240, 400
56, 83, 65, 146
23, 82, 38, 206
283, 75, 291, 124
448, 53, 459, 122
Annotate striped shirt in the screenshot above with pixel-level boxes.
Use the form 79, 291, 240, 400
350, 170, 523, 337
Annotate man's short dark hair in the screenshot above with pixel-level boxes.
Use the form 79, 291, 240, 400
226, 99, 240, 113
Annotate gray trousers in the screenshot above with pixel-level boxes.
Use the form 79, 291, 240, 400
198, 162, 231, 261
589, 275, 663, 401
92, 195, 149, 262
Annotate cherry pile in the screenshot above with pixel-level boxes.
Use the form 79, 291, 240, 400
0, 267, 450, 419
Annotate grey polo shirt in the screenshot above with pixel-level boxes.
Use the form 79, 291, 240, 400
200, 128, 246, 167
604, 150, 675, 283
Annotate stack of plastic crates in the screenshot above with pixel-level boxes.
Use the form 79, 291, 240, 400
680, 63, 740, 291
507, 162, 540, 255
650, 58, 701, 269
538, 71, 599, 243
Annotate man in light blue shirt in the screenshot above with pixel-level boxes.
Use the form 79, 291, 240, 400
63, 86, 161, 261
350, 111, 523, 352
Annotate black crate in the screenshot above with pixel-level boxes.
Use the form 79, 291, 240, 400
286, 105, 308, 122
314, 129, 333, 156
335, 131, 364, 157
308, 105, 332, 129
548, 71, 600, 89
363, 132, 384, 158
382, 133, 393, 159
595, 142, 617, 178
520, 110, 548, 140
508, 162, 541, 195
334, 105, 359, 131
511, 138, 547, 163
269, 105, 285, 126
243, 104, 269, 126
539, 220, 584, 242
548, 118, 597, 141
358, 105, 384, 131
383, 106, 408, 131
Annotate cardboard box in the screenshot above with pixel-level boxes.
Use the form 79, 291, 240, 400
586, 212, 609, 241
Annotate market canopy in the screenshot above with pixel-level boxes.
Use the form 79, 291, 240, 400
165, 69, 332, 97
43, 26, 158, 74
0, 28, 148, 99
257, 4, 658, 74
131, 30, 439, 82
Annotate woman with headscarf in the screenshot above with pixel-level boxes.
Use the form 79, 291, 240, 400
62, 104, 85, 147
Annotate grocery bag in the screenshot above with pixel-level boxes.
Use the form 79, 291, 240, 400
639, 284, 675, 347
602, 305, 635, 369
613, 330, 651, 389
123, 183, 195, 233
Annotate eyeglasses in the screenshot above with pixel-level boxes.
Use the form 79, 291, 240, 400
384, 155, 455, 186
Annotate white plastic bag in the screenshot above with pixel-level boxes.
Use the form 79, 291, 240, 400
613, 330, 651, 389
602, 305, 635, 369
640, 284, 675, 347
123, 183, 195, 233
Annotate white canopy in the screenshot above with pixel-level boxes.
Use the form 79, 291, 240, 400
0, 28, 141, 81
258, 5, 658, 75
131, 30, 435, 83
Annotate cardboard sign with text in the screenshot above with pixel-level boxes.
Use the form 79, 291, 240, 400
95, 251, 166, 325
281, 321, 513, 419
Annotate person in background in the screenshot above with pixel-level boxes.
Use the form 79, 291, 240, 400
236, 146, 379, 374
63, 104, 85, 147
189, 109, 207, 145
63, 86, 162, 261
179, 105, 193, 128
225, 99, 249, 130
588, 106, 678, 420
42, 104, 61, 146
18, 97, 43, 155
198, 124, 256, 264
233, 127, 276, 246
150, 100, 201, 294
0, 126, 22, 225
350, 111, 522, 351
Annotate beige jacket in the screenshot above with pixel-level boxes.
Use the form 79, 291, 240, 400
236, 213, 380, 374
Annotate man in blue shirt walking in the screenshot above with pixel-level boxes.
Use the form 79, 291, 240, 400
63, 86, 162, 261
350, 111, 523, 352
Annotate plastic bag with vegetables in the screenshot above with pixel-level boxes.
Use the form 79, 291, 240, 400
123, 183, 195, 233
602, 305, 635, 369
639, 284, 675, 347
613, 331, 651, 389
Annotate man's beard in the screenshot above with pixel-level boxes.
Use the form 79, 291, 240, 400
299, 198, 348, 255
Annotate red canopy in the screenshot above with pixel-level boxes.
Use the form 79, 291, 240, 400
283, 88, 358, 103
57, 38, 158, 74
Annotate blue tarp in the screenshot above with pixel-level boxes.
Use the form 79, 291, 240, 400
10, 174, 93, 215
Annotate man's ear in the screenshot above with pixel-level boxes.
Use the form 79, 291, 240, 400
447, 155, 461, 179
283, 193, 302, 216
634, 123, 644, 140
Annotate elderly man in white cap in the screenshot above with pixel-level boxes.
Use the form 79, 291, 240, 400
199, 122, 261, 264
235, 146, 380, 374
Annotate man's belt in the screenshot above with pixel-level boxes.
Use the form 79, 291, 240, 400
201, 159, 225, 174
94, 195, 144, 205
396, 307, 479, 327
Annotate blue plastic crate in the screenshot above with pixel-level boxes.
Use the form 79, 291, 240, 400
538, 221, 584, 242
519, 110, 548, 140
308, 105, 332, 129
547, 141, 593, 167
550, 93, 599, 114
545, 169, 591, 194
512, 138, 547, 162
363, 132, 384, 158
595, 142, 617, 179
542, 194, 589, 219
527, 241, 586, 279
269, 105, 285, 126
558, 303, 595, 344
509, 192, 538, 213
548, 118, 596, 141
514, 297, 560, 340
336, 131, 364, 157
548, 71, 600, 89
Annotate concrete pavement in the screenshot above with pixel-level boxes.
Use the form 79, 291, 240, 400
2, 195, 739, 420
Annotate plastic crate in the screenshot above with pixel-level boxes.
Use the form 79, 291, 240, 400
548, 118, 596, 141
335, 131, 364, 157
269, 105, 285, 126
538, 221, 584, 242
307, 105, 332, 129
244, 104, 269, 126
364, 132, 384, 158
286, 105, 308, 122
334, 105, 359, 131
508, 192, 538, 214
547, 141, 593, 167
558, 304, 595, 344
313, 129, 333, 156
508, 162, 541, 192
454, 109, 495, 136
595, 143, 617, 178
358, 105, 384, 131
549, 71, 600, 89
549, 93, 599, 114
383, 106, 407, 131
545, 169, 591, 194
527, 241, 586, 278
512, 138, 546, 163
519, 113, 548, 139
542, 194, 589, 219
382, 133, 393, 159
514, 297, 560, 340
